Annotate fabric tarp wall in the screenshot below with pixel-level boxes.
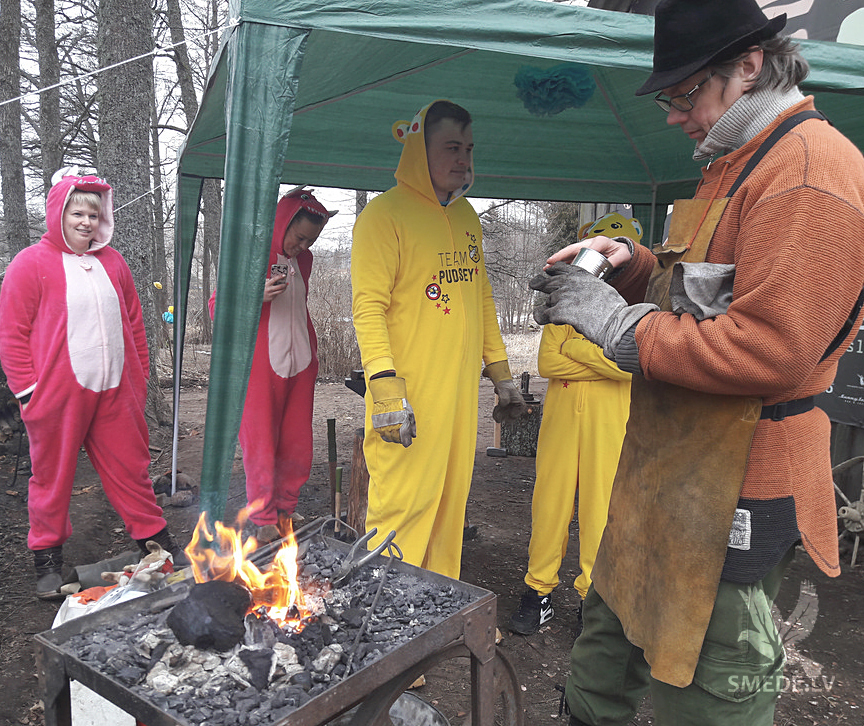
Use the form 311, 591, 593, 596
173, 0, 864, 522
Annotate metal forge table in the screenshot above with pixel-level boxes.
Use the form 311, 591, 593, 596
35, 544, 523, 726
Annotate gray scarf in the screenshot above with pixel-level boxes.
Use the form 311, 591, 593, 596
694, 85, 805, 161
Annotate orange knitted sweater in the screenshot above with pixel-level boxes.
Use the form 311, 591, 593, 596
623, 98, 864, 578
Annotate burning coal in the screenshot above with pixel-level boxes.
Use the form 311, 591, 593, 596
184, 507, 325, 632
57, 517, 474, 725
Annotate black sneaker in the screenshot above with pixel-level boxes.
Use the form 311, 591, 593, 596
508, 588, 554, 635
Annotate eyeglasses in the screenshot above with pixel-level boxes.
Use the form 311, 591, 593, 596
654, 72, 715, 113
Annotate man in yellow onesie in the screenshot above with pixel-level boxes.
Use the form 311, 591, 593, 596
509, 213, 638, 636
351, 100, 526, 579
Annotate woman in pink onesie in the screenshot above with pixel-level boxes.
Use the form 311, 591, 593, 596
209, 187, 334, 543
0, 171, 185, 599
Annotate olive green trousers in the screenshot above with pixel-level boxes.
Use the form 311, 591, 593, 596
566, 548, 794, 726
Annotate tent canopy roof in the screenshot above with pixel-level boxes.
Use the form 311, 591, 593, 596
180, 0, 864, 206
174, 0, 864, 519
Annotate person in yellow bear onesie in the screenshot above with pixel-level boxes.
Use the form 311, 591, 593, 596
351, 100, 526, 579
509, 213, 639, 637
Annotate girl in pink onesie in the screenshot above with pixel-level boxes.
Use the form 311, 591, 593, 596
0, 171, 184, 600
208, 187, 334, 543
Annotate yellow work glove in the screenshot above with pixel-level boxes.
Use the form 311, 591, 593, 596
483, 360, 528, 423
369, 375, 417, 447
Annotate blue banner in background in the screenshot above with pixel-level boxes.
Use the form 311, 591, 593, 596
816, 326, 864, 428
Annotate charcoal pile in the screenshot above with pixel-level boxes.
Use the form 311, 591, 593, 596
61, 538, 472, 726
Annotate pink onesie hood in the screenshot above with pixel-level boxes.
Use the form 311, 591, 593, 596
269, 187, 335, 259
44, 173, 115, 254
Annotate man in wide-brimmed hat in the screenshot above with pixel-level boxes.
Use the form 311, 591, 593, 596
529, 0, 864, 724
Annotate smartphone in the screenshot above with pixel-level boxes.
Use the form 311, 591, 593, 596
270, 264, 289, 283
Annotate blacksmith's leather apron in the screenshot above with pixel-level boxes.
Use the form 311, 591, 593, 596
590, 110, 823, 688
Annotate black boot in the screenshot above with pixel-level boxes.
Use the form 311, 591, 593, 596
555, 683, 593, 726
34, 546, 64, 600
136, 527, 190, 568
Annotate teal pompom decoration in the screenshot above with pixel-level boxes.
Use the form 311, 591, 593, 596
514, 64, 596, 117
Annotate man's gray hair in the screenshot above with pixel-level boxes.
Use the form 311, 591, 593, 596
713, 36, 809, 94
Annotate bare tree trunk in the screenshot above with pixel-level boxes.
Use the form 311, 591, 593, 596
0, 0, 30, 256
199, 0, 224, 342
200, 180, 222, 343
165, 0, 198, 123
150, 91, 169, 348
97, 0, 169, 425
201, 232, 213, 343
165, 0, 221, 343
33, 0, 63, 193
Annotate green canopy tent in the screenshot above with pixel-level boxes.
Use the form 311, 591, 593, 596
173, 0, 864, 521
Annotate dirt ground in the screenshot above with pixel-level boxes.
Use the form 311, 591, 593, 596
1, 374, 863, 726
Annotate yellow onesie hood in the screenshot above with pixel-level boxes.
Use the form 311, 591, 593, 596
578, 211, 643, 243
392, 100, 474, 207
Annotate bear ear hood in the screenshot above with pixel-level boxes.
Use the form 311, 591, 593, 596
270, 186, 336, 257
45, 168, 115, 254
392, 100, 473, 206
579, 212, 643, 244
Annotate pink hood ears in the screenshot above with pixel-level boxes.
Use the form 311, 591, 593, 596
270, 187, 337, 256
45, 169, 115, 254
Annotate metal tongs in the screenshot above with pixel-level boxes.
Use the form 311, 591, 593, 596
331, 527, 397, 587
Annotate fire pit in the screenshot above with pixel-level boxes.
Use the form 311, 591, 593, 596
36, 520, 522, 726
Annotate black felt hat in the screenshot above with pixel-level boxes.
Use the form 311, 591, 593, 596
635, 0, 787, 96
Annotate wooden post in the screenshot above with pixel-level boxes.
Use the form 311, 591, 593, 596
334, 466, 343, 533
327, 418, 337, 506
347, 427, 369, 535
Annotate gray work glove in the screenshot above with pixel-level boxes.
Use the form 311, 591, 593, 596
483, 360, 528, 423
529, 261, 658, 361
369, 376, 416, 447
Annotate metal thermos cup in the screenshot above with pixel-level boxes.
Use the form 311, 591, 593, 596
573, 247, 613, 280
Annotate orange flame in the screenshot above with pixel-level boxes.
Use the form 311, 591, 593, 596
184, 506, 317, 631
